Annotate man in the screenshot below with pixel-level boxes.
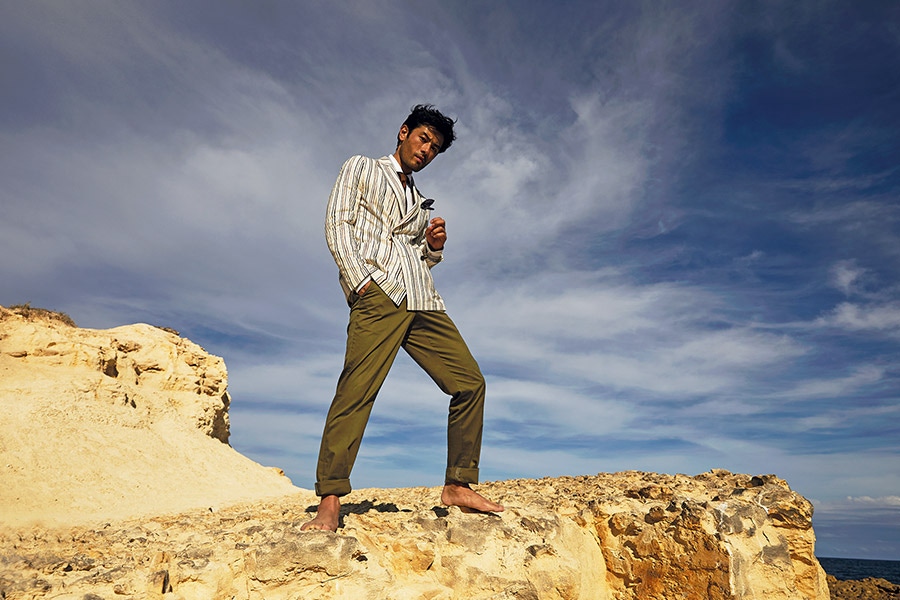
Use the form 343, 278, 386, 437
302, 104, 504, 532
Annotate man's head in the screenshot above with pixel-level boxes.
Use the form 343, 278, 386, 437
393, 104, 457, 174
396, 104, 456, 153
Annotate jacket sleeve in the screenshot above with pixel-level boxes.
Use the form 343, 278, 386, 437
422, 245, 443, 268
324, 156, 372, 290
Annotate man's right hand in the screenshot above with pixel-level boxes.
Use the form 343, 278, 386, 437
358, 280, 372, 295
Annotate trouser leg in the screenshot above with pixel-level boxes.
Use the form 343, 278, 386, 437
314, 284, 412, 497
402, 310, 485, 486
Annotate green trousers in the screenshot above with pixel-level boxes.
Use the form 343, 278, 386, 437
314, 282, 485, 497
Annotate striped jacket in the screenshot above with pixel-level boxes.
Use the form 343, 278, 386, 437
324, 155, 445, 311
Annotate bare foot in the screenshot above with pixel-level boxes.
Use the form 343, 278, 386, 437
300, 494, 341, 531
441, 482, 504, 513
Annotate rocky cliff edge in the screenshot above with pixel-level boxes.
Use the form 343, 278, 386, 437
0, 306, 831, 599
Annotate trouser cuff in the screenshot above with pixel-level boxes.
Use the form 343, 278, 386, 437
315, 478, 351, 497
445, 467, 479, 485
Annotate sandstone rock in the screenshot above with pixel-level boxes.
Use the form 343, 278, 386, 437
0, 305, 297, 526
0, 306, 833, 599
827, 574, 900, 600
1, 305, 230, 441
0, 472, 832, 599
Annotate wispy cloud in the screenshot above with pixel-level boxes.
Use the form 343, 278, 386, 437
830, 260, 866, 295
812, 496, 900, 560
817, 302, 900, 337
774, 365, 887, 400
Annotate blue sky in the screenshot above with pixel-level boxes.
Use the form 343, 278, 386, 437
2, 1, 898, 560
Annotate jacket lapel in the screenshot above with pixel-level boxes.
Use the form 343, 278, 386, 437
377, 156, 407, 216
403, 184, 425, 227
378, 156, 426, 233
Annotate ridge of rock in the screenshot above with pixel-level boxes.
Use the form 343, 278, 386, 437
0, 306, 832, 599
827, 574, 900, 600
0, 305, 298, 527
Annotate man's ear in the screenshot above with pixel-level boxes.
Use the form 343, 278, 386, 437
397, 124, 409, 142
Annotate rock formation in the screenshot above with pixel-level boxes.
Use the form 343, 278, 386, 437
0, 304, 296, 526
826, 575, 900, 600
0, 306, 835, 599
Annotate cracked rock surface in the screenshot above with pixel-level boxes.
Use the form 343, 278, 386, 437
1, 472, 831, 599
0, 307, 831, 599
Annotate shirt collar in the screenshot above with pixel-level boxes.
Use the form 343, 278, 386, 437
388, 154, 413, 187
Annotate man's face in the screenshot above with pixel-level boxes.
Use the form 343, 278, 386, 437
394, 124, 444, 174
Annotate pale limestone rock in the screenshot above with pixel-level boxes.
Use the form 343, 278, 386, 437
0, 305, 298, 527
1, 306, 229, 440
0, 474, 830, 600
0, 306, 831, 599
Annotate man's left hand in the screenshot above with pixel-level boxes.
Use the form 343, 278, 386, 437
426, 217, 446, 251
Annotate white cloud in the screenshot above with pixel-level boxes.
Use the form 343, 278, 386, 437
813, 495, 900, 519
229, 354, 344, 405
787, 198, 900, 233
489, 378, 631, 436
846, 496, 900, 507
818, 302, 900, 336
773, 364, 886, 400
830, 260, 865, 295
452, 273, 805, 397
459, 274, 686, 342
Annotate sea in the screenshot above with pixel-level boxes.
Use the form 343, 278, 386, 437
818, 557, 900, 585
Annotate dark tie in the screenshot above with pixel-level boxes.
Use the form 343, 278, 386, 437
398, 172, 408, 189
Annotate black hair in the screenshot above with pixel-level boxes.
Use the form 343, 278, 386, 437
397, 104, 457, 153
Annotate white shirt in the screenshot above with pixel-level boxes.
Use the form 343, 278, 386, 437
388, 154, 416, 212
